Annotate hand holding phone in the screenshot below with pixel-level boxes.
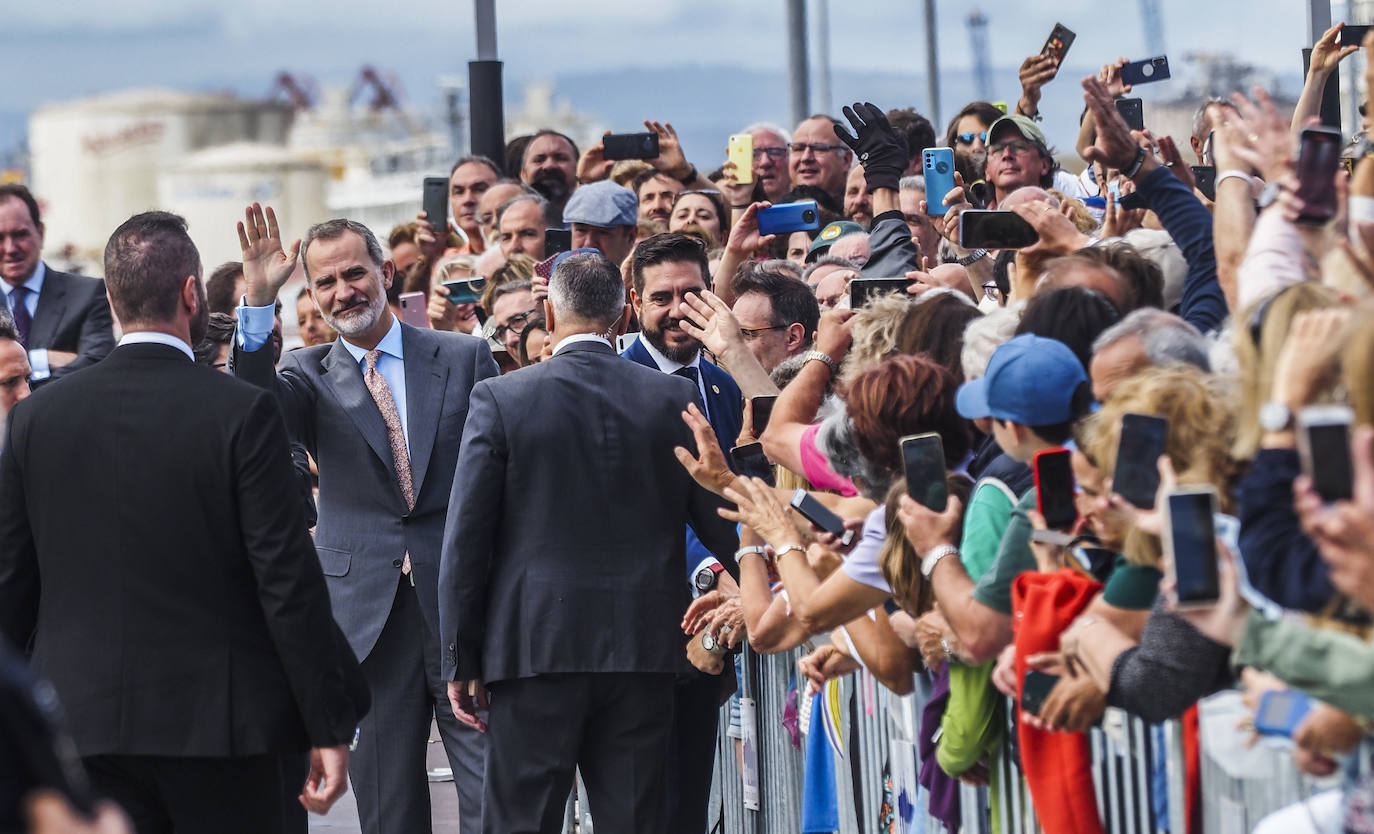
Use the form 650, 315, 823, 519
727, 134, 754, 184
1114, 414, 1168, 509
790, 488, 856, 547
1164, 488, 1220, 608
1295, 126, 1343, 225
1021, 669, 1061, 716
423, 176, 449, 232
601, 132, 660, 161
959, 210, 1039, 250
922, 148, 957, 216
1120, 56, 1171, 87
731, 442, 775, 485
901, 432, 948, 512
1114, 98, 1144, 132
1041, 23, 1076, 65
1254, 690, 1314, 737
757, 201, 820, 236
749, 395, 778, 435
1298, 405, 1354, 502
1033, 448, 1077, 531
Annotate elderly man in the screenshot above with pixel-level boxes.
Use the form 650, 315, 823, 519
565, 180, 639, 268
788, 115, 852, 205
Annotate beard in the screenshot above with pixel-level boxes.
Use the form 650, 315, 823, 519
324, 290, 386, 339
641, 315, 702, 364
530, 168, 573, 204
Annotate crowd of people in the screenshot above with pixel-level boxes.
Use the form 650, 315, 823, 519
8, 16, 1374, 834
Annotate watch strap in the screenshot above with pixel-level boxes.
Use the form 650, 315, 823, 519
802, 350, 836, 376
920, 544, 959, 578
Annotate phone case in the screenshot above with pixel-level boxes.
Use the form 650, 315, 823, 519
922, 149, 957, 217
423, 177, 449, 230
1115, 98, 1144, 131
1120, 56, 1171, 86
602, 132, 659, 161
1041, 23, 1076, 63
757, 201, 821, 236
728, 134, 754, 185
1162, 488, 1220, 609
1254, 690, 1314, 737
1033, 448, 1077, 530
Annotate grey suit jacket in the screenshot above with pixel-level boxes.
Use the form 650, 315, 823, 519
27, 267, 115, 382
438, 339, 739, 684
234, 322, 499, 660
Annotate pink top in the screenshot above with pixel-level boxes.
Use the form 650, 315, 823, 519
799, 423, 858, 497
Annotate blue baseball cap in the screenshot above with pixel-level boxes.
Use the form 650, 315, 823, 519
955, 334, 1089, 425
562, 180, 638, 228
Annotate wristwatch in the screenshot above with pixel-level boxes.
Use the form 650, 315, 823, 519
693, 563, 725, 592
802, 350, 836, 376
920, 544, 959, 578
676, 164, 699, 185
958, 248, 989, 266
1257, 181, 1283, 211
1259, 401, 1294, 433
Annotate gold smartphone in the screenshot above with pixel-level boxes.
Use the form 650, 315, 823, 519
728, 134, 754, 184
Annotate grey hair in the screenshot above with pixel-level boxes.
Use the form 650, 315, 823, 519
301, 219, 384, 281
814, 396, 890, 502
1191, 97, 1236, 142
960, 306, 1021, 381
898, 175, 927, 192
1091, 308, 1210, 371
802, 254, 861, 285
548, 253, 625, 328
0, 308, 17, 343
742, 122, 792, 144
495, 193, 550, 226
755, 258, 804, 281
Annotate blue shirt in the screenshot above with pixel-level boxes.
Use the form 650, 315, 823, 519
2, 261, 50, 379
238, 304, 410, 452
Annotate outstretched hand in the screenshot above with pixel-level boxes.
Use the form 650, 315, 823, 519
833, 102, 907, 192
674, 403, 737, 497
237, 203, 300, 307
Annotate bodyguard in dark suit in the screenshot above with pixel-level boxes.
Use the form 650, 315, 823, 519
232, 204, 497, 834
0, 185, 115, 385
0, 211, 367, 832
624, 233, 743, 834
440, 252, 739, 833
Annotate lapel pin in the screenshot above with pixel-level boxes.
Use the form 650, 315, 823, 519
711, 385, 720, 395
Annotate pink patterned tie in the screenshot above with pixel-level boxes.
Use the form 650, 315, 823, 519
364, 349, 414, 575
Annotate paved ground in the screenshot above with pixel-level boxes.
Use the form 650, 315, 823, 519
308, 721, 463, 831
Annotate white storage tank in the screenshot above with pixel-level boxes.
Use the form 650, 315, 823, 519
29, 89, 292, 262
158, 143, 328, 270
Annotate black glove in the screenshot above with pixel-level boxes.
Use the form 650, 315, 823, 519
833, 102, 908, 193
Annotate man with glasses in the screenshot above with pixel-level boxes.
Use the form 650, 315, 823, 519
788, 115, 853, 204
742, 123, 793, 202
488, 280, 538, 355
729, 265, 819, 373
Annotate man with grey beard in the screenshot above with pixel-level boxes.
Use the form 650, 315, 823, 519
231, 203, 498, 834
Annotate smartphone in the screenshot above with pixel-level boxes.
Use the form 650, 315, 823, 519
1295, 126, 1344, 225
922, 148, 958, 217
601, 132, 660, 161
731, 441, 775, 485
398, 291, 430, 328
790, 487, 856, 547
1339, 24, 1372, 45
901, 432, 948, 512
1041, 23, 1076, 65
959, 210, 1039, 250
1033, 447, 1077, 531
616, 332, 638, 354
1120, 56, 1171, 87
1192, 165, 1217, 201
1298, 404, 1355, 503
728, 134, 754, 184
757, 200, 821, 236
423, 176, 449, 232
1255, 690, 1315, 737
1163, 487, 1220, 608
750, 395, 778, 435
544, 228, 572, 258
442, 277, 488, 306
1115, 97, 1144, 132
1021, 669, 1061, 716
1114, 414, 1169, 509
849, 277, 910, 309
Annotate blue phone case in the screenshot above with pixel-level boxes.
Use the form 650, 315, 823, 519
1254, 690, 1314, 737
1121, 56, 1171, 87
756, 200, 820, 237
922, 148, 957, 216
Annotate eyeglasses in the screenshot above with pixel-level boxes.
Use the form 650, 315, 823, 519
989, 140, 1037, 158
789, 143, 846, 155
493, 307, 539, 341
981, 281, 1002, 302
957, 131, 988, 145
753, 147, 788, 160
739, 325, 786, 339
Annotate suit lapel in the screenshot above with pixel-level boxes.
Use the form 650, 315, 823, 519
623, 337, 656, 370
319, 338, 396, 478
403, 326, 447, 497
29, 268, 67, 348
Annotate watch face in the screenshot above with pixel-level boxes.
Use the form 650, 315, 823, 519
694, 568, 715, 590
1259, 401, 1291, 433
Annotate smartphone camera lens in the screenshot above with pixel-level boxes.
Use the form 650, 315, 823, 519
1142, 64, 1154, 78
935, 161, 949, 174
802, 210, 816, 222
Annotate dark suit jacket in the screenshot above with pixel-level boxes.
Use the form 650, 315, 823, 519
233, 323, 499, 661
26, 267, 115, 382
0, 343, 365, 757
439, 339, 739, 684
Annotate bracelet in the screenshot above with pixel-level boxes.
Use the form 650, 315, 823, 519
958, 248, 988, 266
801, 350, 836, 376
773, 543, 806, 562
1123, 147, 1148, 178
1215, 170, 1252, 191
734, 545, 768, 565
676, 164, 699, 185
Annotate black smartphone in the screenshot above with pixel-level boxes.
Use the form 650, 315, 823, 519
1114, 414, 1169, 509
1033, 447, 1077, 531
423, 176, 449, 231
1165, 488, 1220, 608
1041, 23, 1076, 65
750, 395, 778, 435
731, 441, 775, 485
543, 228, 572, 258
1021, 669, 1061, 716
1295, 126, 1343, 225
790, 487, 856, 547
443, 277, 488, 306
849, 278, 910, 309
1340, 24, 1372, 45
756, 200, 821, 236
901, 432, 948, 512
959, 210, 1039, 250
1298, 405, 1355, 503
1115, 97, 1144, 132
1191, 165, 1217, 201
602, 132, 660, 161
1120, 56, 1171, 86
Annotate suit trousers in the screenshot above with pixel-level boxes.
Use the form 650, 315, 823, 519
482, 672, 675, 834
351, 576, 486, 834
666, 671, 721, 834
84, 753, 285, 834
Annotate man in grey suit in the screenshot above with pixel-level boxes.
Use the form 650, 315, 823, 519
439, 253, 739, 833
233, 203, 498, 834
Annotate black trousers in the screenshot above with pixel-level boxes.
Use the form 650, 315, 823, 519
350, 576, 486, 834
666, 672, 721, 834
482, 672, 675, 834
84, 753, 286, 834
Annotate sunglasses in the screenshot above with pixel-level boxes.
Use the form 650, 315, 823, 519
957, 131, 989, 145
